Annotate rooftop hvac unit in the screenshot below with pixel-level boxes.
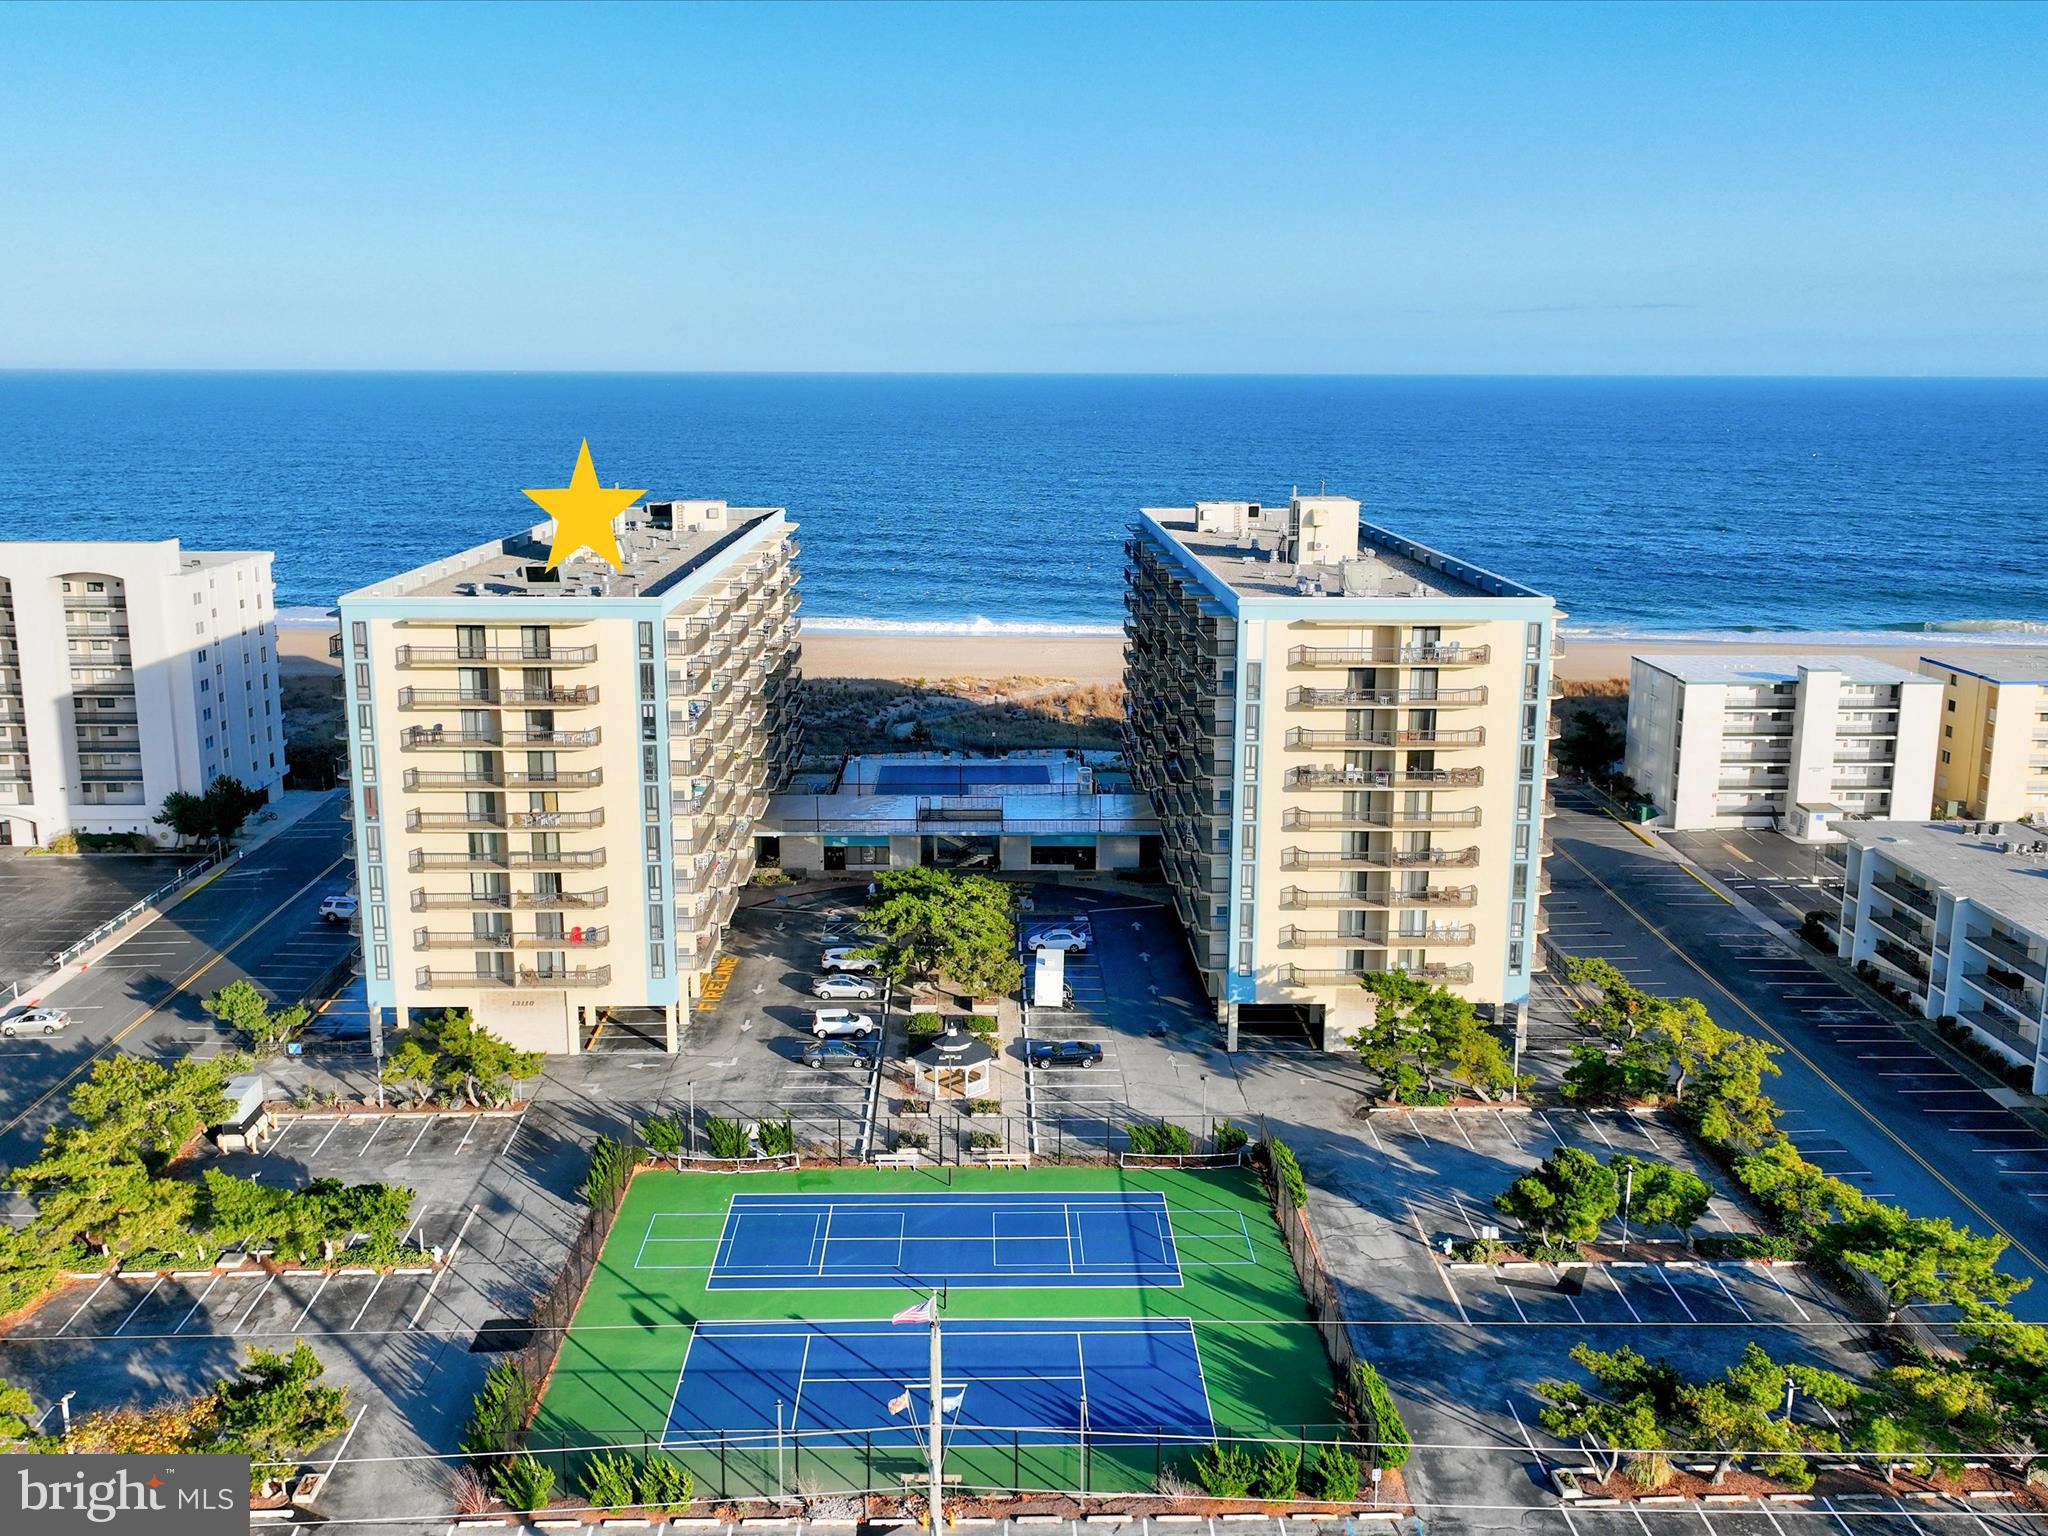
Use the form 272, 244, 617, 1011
1339, 559, 1378, 597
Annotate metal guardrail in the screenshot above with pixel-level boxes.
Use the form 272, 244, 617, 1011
46, 849, 239, 972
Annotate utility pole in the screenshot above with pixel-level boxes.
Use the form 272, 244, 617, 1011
927, 1289, 945, 1530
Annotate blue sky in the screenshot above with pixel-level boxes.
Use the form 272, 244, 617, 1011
2, 1, 2043, 373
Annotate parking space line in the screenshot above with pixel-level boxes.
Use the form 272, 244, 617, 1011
1757, 1264, 1811, 1321
348, 1273, 388, 1330
1654, 1266, 1698, 1320
1594, 1264, 1642, 1322
500, 1109, 529, 1158
260, 1120, 298, 1159
291, 1274, 332, 1333
455, 1116, 481, 1154
236, 1274, 276, 1332
309, 1118, 346, 1159
1704, 1266, 1752, 1320
55, 1273, 115, 1335
356, 1117, 389, 1158
1448, 1114, 1478, 1153
111, 1277, 162, 1335
1549, 1265, 1587, 1322
404, 1117, 433, 1156
174, 1274, 223, 1332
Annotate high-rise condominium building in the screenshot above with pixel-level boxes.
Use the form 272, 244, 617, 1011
1625, 655, 1939, 841
0, 539, 284, 847
1918, 649, 2048, 821
1123, 494, 1559, 1049
338, 500, 803, 1055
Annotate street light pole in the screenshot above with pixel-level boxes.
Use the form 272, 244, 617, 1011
1619, 1163, 1634, 1253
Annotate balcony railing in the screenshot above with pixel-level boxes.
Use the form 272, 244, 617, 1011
1871, 877, 1935, 916
1284, 962, 1473, 987
1965, 928, 2048, 983
1288, 644, 1492, 668
1284, 727, 1487, 750
416, 965, 612, 990
1279, 924, 1476, 949
1280, 885, 1478, 910
414, 926, 609, 950
406, 808, 606, 833
1285, 766, 1483, 791
394, 644, 598, 668
1287, 686, 1488, 709
1872, 938, 1930, 983
1281, 846, 1481, 870
403, 768, 604, 791
397, 685, 600, 709
408, 849, 607, 872
1282, 807, 1483, 830
411, 887, 608, 912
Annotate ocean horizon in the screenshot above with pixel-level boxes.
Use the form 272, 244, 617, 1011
5, 371, 2043, 637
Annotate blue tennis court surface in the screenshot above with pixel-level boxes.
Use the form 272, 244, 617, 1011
688, 1192, 1184, 1290
872, 762, 1054, 794
663, 1318, 1214, 1447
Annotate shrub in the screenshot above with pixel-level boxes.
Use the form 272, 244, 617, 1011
1694, 1232, 1800, 1262
1526, 1238, 1583, 1264
756, 1118, 796, 1157
894, 1130, 930, 1151
642, 1114, 683, 1161
1215, 1121, 1250, 1154
964, 1014, 998, 1036
581, 1135, 640, 1206
906, 1012, 945, 1039
1307, 1442, 1362, 1501
459, 1360, 532, 1460
704, 1116, 750, 1159
1350, 1362, 1410, 1469
580, 1451, 640, 1509
494, 1455, 555, 1512
1451, 1236, 1510, 1263
1191, 1440, 1259, 1498
966, 1130, 1002, 1151
1798, 910, 1834, 948
1255, 1442, 1301, 1500
1265, 1138, 1308, 1209
636, 1455, 693, 1510
1125, 1120, 1193, 1155
967, 1098, 1003, 1116
898, 1098, 930, 1115
449, 1467, 493, 1516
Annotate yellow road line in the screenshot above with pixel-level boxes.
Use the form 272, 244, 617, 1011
1554, 842, 2045, 1276
0, 852, 349, 1142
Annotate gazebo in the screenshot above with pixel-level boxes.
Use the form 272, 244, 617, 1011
907, 1027, 996, 1099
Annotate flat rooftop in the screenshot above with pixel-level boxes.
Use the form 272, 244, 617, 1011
1921, 647, 2048, 686
1635, 652, 1931, 686
1143, 509, 1547, 604
764, 752, 1154, 836
1842, 820, 2048, 932
344, 504, 781, 603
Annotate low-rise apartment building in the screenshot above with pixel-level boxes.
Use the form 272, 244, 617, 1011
1625, 654, 1939, 841
1836, 820, 2048, 1094
0, 539, 284, 847
1919, 648, 2048, 821
338, 499, 802, 1055
1123, 493, 1558, 1049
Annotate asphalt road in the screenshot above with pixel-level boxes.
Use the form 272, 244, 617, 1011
0, 790, 356, 1173
1544, 785, 2048, 1320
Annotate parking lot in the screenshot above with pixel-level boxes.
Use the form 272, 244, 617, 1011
0, 849, 203, 993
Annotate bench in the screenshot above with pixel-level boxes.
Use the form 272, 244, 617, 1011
871, 1151, 922, 1168
974, 1151, 1032, 1169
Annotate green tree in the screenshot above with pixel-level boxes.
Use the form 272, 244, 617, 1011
1611, 1155, 1713, 1235
1558, 713, 1625, 778
204, 1341, 351, 1492
1731, 1140, 1871, 1237
1826, 1208, 2029, 1322
0, 1378, 36, 1443
860, 868, 1020, 999
62, 1053, 245, 1170
202, 979, 309, 1052
1355, 971, 1519, 1102
1678, 1033, 1783, 1153
1495, 1145, 1618, 1247
155, 774, 267, 852
379, 1010, 541, 1108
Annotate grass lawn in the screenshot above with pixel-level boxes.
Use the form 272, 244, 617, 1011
529, 1163, 1340, 1498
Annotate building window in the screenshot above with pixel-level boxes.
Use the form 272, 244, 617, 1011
1244, 662, 1261, 702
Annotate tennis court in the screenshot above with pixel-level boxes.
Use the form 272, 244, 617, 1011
532, 1164, 1340, 1497
639, 1190, 1256, 1289
663, 1317, 1215, 1448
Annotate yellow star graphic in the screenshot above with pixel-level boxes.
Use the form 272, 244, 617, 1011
522, 440, 646, 571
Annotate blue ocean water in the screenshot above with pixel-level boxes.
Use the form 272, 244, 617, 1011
0, 372, 2042, 638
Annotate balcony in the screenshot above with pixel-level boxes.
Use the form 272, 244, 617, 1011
1954, 1008, 2041, 1066
1283, 727, 1487, 751
1962, 970, 2041, 1020
394, 644, 598, 668
1871, 877, 1935, 916
1868, 907, 1930, 948
416, 965, 612, 990
1285, 765, 1483, 791
1287, 686, 1488, 709
1282, 807, 1483, 830
1284, 962, 1473, 987
403, 767, 604, 791
405, 808, 606, 833
408, 848, 607, 872
1280, 885, 1478, 910
1964, 928, 2048, 983
1288, 644, 1491, 669
1872, 938, 1930, 984
1282, 846, 1481, 870
1279, 923, 1476, 948
411, 887, 608, 912
413, 926, 609, 950
397, 685, 600, 709
61, 594, 123, 611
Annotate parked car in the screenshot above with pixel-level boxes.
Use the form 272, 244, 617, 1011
810, 1008, 879, 1039
1025, 926, 1090, 953
1026, 1039, 1102, 1068
812, 974, 881, 1001
820, 946, 882, 973
319, 893, 359, 923
2, 1006, 70, 1038
802, 1038, 877, 1070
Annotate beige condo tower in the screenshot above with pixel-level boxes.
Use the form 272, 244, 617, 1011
1123, 494, 1559, 1050
338, 500, 803, 1056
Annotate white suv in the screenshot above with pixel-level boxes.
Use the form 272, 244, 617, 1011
810, 1008, 879, 1039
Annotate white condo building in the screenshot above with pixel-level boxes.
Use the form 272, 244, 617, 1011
1836, 820, 2048, 1094
1625, 654, 1939, 841
0, 540, 285, 847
